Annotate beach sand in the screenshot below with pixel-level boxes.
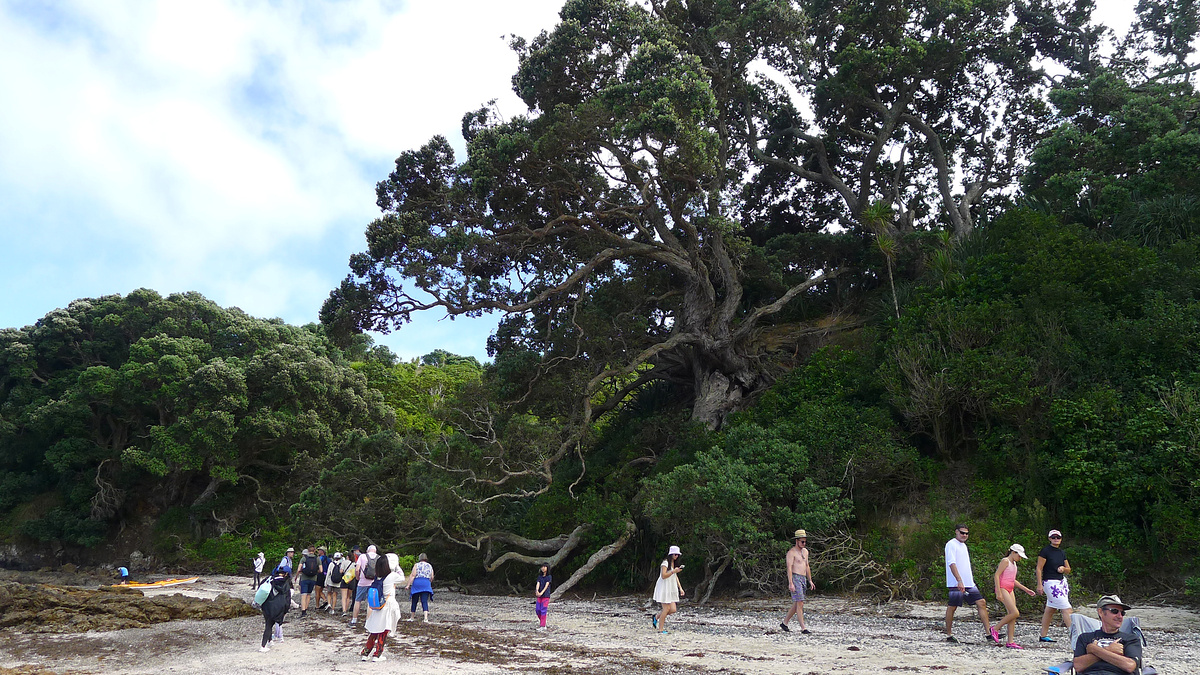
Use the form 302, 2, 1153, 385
2, 574, 1197, 674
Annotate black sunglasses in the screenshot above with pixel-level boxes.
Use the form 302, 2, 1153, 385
1049, 535, 1062, 539
957, 531, 970, 535
1103, 607, 1126, 616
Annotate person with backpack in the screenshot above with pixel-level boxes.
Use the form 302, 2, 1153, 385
297, 547, 321, 618
324, 551, 345, 613
341, 547, 360, 617
361, 553, 405, 661
350, 544, 379, 627
312, 546, 331, 612
257, 565, 293, 652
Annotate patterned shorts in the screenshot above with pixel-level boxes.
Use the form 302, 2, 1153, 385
1043, 579, 1071, 610
790, 574, 808, 603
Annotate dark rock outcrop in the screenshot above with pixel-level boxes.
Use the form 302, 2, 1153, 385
0, 582, 256, 633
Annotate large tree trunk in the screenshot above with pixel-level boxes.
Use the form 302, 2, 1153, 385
690, 349, 758, 430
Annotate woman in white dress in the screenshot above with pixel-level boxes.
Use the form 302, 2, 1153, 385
360, 553, 405, 662
652, 545, 685, 633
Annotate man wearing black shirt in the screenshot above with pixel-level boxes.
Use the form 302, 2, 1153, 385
1036, 529, 1073, 642
1073, 595, 1142, 674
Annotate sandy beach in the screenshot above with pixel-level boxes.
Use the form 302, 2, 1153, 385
2, 575, 1197, 674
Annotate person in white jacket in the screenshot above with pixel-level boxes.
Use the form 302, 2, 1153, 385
252, 552, 265, 588
360, 553, 405, 662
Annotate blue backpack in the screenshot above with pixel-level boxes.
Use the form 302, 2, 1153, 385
367, 586, 384, 610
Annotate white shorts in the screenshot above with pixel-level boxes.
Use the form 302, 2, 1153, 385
1043, 579, 1071, 610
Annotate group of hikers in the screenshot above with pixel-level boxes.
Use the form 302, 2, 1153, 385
939, 525, 1144, 673
246, 525, 1145, 673
253, 544, 439, 660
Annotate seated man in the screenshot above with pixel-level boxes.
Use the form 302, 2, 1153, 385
1073, 595, 1142, 674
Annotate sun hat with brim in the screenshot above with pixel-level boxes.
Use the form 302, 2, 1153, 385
1009, 543, 1027, 559
333, 552, 342, 560
1096, 595, 1132, 611
793, 529, 807, 539
668, 545, 681, 556
286, 547, 295, 553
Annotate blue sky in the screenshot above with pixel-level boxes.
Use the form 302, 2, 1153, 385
0, 0, 1138, 362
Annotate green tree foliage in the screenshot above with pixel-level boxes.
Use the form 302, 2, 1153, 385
881, 209, 1200, 577
0, 290, 396, 548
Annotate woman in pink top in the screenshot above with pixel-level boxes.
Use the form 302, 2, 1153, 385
993, 544, 1036, 648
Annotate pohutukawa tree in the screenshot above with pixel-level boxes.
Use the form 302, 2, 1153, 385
322, 0, 1052, 577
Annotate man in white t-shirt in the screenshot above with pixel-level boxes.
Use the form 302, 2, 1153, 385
944, 524, 997, 644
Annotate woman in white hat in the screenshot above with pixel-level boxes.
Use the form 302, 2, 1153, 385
993, 544, 1036, 648
652, 545, 685, 633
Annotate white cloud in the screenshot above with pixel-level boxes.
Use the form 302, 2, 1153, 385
0, 0, 564, 359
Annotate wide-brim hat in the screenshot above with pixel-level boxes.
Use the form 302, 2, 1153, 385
1009, 543, 1027, 559
286, 547, 295, 553
1097, 594, 1132, 611
793, 529, 807, 539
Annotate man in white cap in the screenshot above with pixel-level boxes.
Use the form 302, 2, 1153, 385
1073, 595, 1141, 674
780, 529, 815, 634
1036, 529, 1073, 642
944, 523, 997, 643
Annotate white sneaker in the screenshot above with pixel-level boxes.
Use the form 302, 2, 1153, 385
374, 655, 387, 662
360, 654, 370, 661
259, 646, 270, 652
536, 626, 546, 631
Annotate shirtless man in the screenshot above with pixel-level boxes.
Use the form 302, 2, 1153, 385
780, 529, 815, 634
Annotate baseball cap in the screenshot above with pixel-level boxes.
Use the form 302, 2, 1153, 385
1048, 529, 1062, 538
1009, 543, 1027, 558
1096, 595, 1132, 611
333, 552, 342, 560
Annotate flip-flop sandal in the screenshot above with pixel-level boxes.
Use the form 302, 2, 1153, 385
1005, 643, 1024, 649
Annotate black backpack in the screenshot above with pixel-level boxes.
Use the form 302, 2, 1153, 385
362, 554, 377, 580
302, 554, 320, 577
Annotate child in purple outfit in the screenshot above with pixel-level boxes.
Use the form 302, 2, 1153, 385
535, 565, 552, 630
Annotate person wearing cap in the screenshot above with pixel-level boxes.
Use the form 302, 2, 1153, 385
651, 545, 685, 633
252, 552, 265, 589
312, 546, 331, 613
296, 547, 322, 617
1036, 529, 1073, 642
325, 551, 345, 614
1073, 595, 1142, 674
992, 544, 1036, 648
780, 529, 815, 634
944, 524, 997, 643
276, 547, 295, 577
